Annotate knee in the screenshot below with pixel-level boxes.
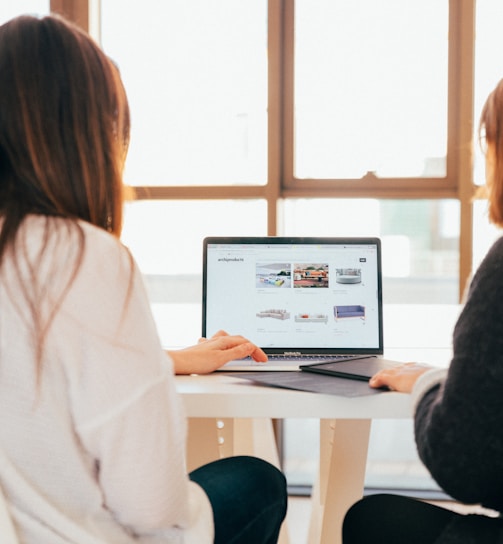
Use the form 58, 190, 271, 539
343, 494, 396, 543
240, 456, 287, 502
346, 493, 395, 516
222, 456, 288, 528
215, 455, 287, 504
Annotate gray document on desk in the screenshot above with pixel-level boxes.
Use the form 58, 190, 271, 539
230, 371, 384, 397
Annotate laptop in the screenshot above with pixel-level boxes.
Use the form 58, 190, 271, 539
202, 236, 398, 374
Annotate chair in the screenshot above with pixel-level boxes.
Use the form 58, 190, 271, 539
0, 480, 19, 544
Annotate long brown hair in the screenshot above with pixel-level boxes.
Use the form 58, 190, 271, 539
479, 78, 503, 227
0, 14, 130, 251
0, 14, 131, 367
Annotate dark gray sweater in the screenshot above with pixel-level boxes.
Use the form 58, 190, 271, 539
415, 236, 503, 542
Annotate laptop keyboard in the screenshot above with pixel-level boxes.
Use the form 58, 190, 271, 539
268, 354, 361, 362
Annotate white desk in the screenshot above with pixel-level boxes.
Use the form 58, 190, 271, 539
170, 305, 460, 544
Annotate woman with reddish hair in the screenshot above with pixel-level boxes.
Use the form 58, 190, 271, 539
342, 79, 503, 544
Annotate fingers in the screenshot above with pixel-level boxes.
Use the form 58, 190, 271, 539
232, 342, 267, 363
369, 362, 431, 393
194, 332, 268, 366
368, 370, 390, 389
368, 373, 382, 387
211, 334, 268, 363
208, 333, 249, 350
249, 345, 268, 362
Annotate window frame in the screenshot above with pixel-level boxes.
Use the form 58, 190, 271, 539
281, 0, 458, 198
52, 0, 477, 301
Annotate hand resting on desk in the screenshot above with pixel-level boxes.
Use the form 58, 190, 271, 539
369, 362, 433, 393
167, 329, 268, 374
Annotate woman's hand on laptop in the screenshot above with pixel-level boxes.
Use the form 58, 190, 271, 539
369, 362, 433, 393
167, 330, 268, 375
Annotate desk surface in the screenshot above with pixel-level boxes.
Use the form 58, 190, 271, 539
175, 342, 454, 420
175, 373, 412, 419
174, 303, 461, 420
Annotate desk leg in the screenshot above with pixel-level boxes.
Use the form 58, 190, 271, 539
186, 417, 283, 469
186, 418, 290, 544
186, 418, 222, 472
308, 419, 371, 544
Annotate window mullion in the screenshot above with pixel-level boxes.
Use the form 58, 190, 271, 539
50, 0, 89, 30
450, 0, 476, 301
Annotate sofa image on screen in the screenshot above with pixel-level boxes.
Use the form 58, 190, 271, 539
256, 309, 290, 320
335, 268, 361, 284
294, 313, 328, 324
334, 305, 365, 320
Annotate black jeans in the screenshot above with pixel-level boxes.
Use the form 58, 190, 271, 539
189, 455, 287, 544
343, 493, 459, 544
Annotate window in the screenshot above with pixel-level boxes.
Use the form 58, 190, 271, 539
96, 1, 466, 497
101, 0, 268, 187
0, 1, 49, 23
99, 0, 462, 308
282, 199, 459, 304
122, 199, 267, 313
293, 0, 448, 180
21, 0, 487, 497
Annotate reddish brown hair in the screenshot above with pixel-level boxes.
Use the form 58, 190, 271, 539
479, 78, 503, 227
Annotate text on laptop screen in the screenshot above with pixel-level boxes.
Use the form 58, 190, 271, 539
203, 238, 382, 353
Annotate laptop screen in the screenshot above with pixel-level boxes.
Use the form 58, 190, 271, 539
202, 237, 383, 356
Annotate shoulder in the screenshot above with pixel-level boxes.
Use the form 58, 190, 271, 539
18, 214, 128, 259
464, 235, 503, 302
49, 215, 133, 274
475, 235, 503, 274
77, 219, 133, 269
71, 220, 138, 301
16, 215, 138, 304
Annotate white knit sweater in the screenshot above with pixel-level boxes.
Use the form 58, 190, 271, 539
0, 216, 213, 543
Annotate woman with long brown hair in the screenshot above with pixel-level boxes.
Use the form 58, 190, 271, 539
0, 14, 286, 544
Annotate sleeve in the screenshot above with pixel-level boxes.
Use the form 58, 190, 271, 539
410, 367, 447, 412
413, 237, 503, 511
53, 226, 213, 540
